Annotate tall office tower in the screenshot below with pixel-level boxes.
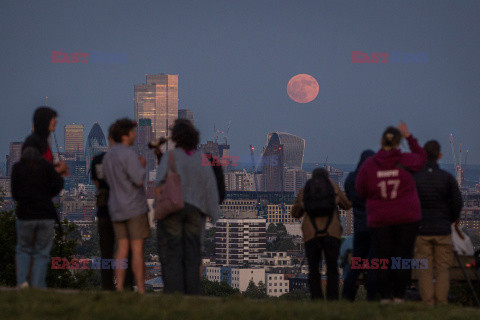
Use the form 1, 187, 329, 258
135, 118, 156, 175
262, 133, 285, 192
215, 212, 267, 266
134, 74, 178, 151
178, 109, 194, 125
65, 124, 85, 157
85, 123, 108, 177
265, 132, 305, 169
6, 142, 23, 176
262, 132, 305, 192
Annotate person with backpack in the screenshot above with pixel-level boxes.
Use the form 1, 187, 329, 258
414, 140, 463, 305
356, 123, 427, 303
342, 150, 378, 301
11, 147, 64, 288
291, 168, 351, 300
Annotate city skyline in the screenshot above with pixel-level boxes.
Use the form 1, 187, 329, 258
1, 1, 479, 166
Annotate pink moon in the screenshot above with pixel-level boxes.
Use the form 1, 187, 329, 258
287, 74, 319, 103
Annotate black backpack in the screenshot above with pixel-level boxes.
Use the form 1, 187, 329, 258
303, 175, 336, 235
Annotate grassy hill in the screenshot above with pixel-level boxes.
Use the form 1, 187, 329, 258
1, 289, 479, 320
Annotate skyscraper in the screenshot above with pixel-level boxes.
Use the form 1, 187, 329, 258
6, 142, 23, 176
265, 132, 305, 169
64, 124, 85, 157
262, 132, 306, 192
134, 74, 178, 150
85, 123, 108, 177
262, 133, 285, 192
178, 109, 194, 125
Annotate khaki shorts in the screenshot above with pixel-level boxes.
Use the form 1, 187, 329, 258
113, 212, 151, 240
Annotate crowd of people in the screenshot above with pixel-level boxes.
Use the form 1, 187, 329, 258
11, 107, 464, 306
292, 122, 463, 305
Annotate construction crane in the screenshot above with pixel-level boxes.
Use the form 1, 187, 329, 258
213, 123, 218, 143
53, 132, 63, 161
449, 133, 463, 188
249, 145, 262, 216
462, 149, 469, 187
223, 120, 231, 145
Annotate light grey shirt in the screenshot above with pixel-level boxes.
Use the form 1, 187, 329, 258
156, 148, 220, 223
103, 143, 148, 222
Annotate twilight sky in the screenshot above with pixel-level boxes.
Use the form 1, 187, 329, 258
1, 0, 479, 166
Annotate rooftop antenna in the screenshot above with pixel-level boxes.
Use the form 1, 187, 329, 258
213, 122, 218, 143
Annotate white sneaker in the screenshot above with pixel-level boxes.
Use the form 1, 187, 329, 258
380, 299, 392, 304
18, 282, 29, 289
393, 298, 405, 304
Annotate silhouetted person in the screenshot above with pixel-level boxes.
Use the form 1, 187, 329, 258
356, 123, 427, 303
12, 147, 63, 288
156, 119, 219, 295
103, 119, 150, 294
22, 107, 68, 176
342, 149, 378, 301
414, 140, 463, 305
292, 168, 351, 300
91, 134, 134, 291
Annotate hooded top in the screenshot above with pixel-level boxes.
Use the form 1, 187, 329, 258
22, 107, 57, 163
356, 135, 427, 227
11, 147, 64, 220
344, 150, 375, 232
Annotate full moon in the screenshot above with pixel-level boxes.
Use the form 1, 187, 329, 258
287, 74, 319, 103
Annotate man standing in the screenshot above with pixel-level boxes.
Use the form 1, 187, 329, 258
103, 119, 150, 294
414, 140, 463, 305
12, 147, 63, 288
22, 106, 68, 175
91, 136, 134, 290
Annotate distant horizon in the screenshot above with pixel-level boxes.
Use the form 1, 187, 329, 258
1, 1, 479, 165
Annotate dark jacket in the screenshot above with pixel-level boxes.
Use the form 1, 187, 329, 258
11, 147, 64, 220
91, 152, 110, 219
22, 107, 57, 163
356, 135, 427, 227
414, 161, 463, 235
344, 150, 375, 233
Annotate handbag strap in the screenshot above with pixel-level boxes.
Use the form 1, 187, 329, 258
168, 150, 178, 173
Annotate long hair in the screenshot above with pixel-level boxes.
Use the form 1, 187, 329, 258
381, 126, 402, 150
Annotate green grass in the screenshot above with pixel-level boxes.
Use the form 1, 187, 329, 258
1, 289, 479, 320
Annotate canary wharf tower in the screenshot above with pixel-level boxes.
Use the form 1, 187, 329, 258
134, 74, 178, 149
